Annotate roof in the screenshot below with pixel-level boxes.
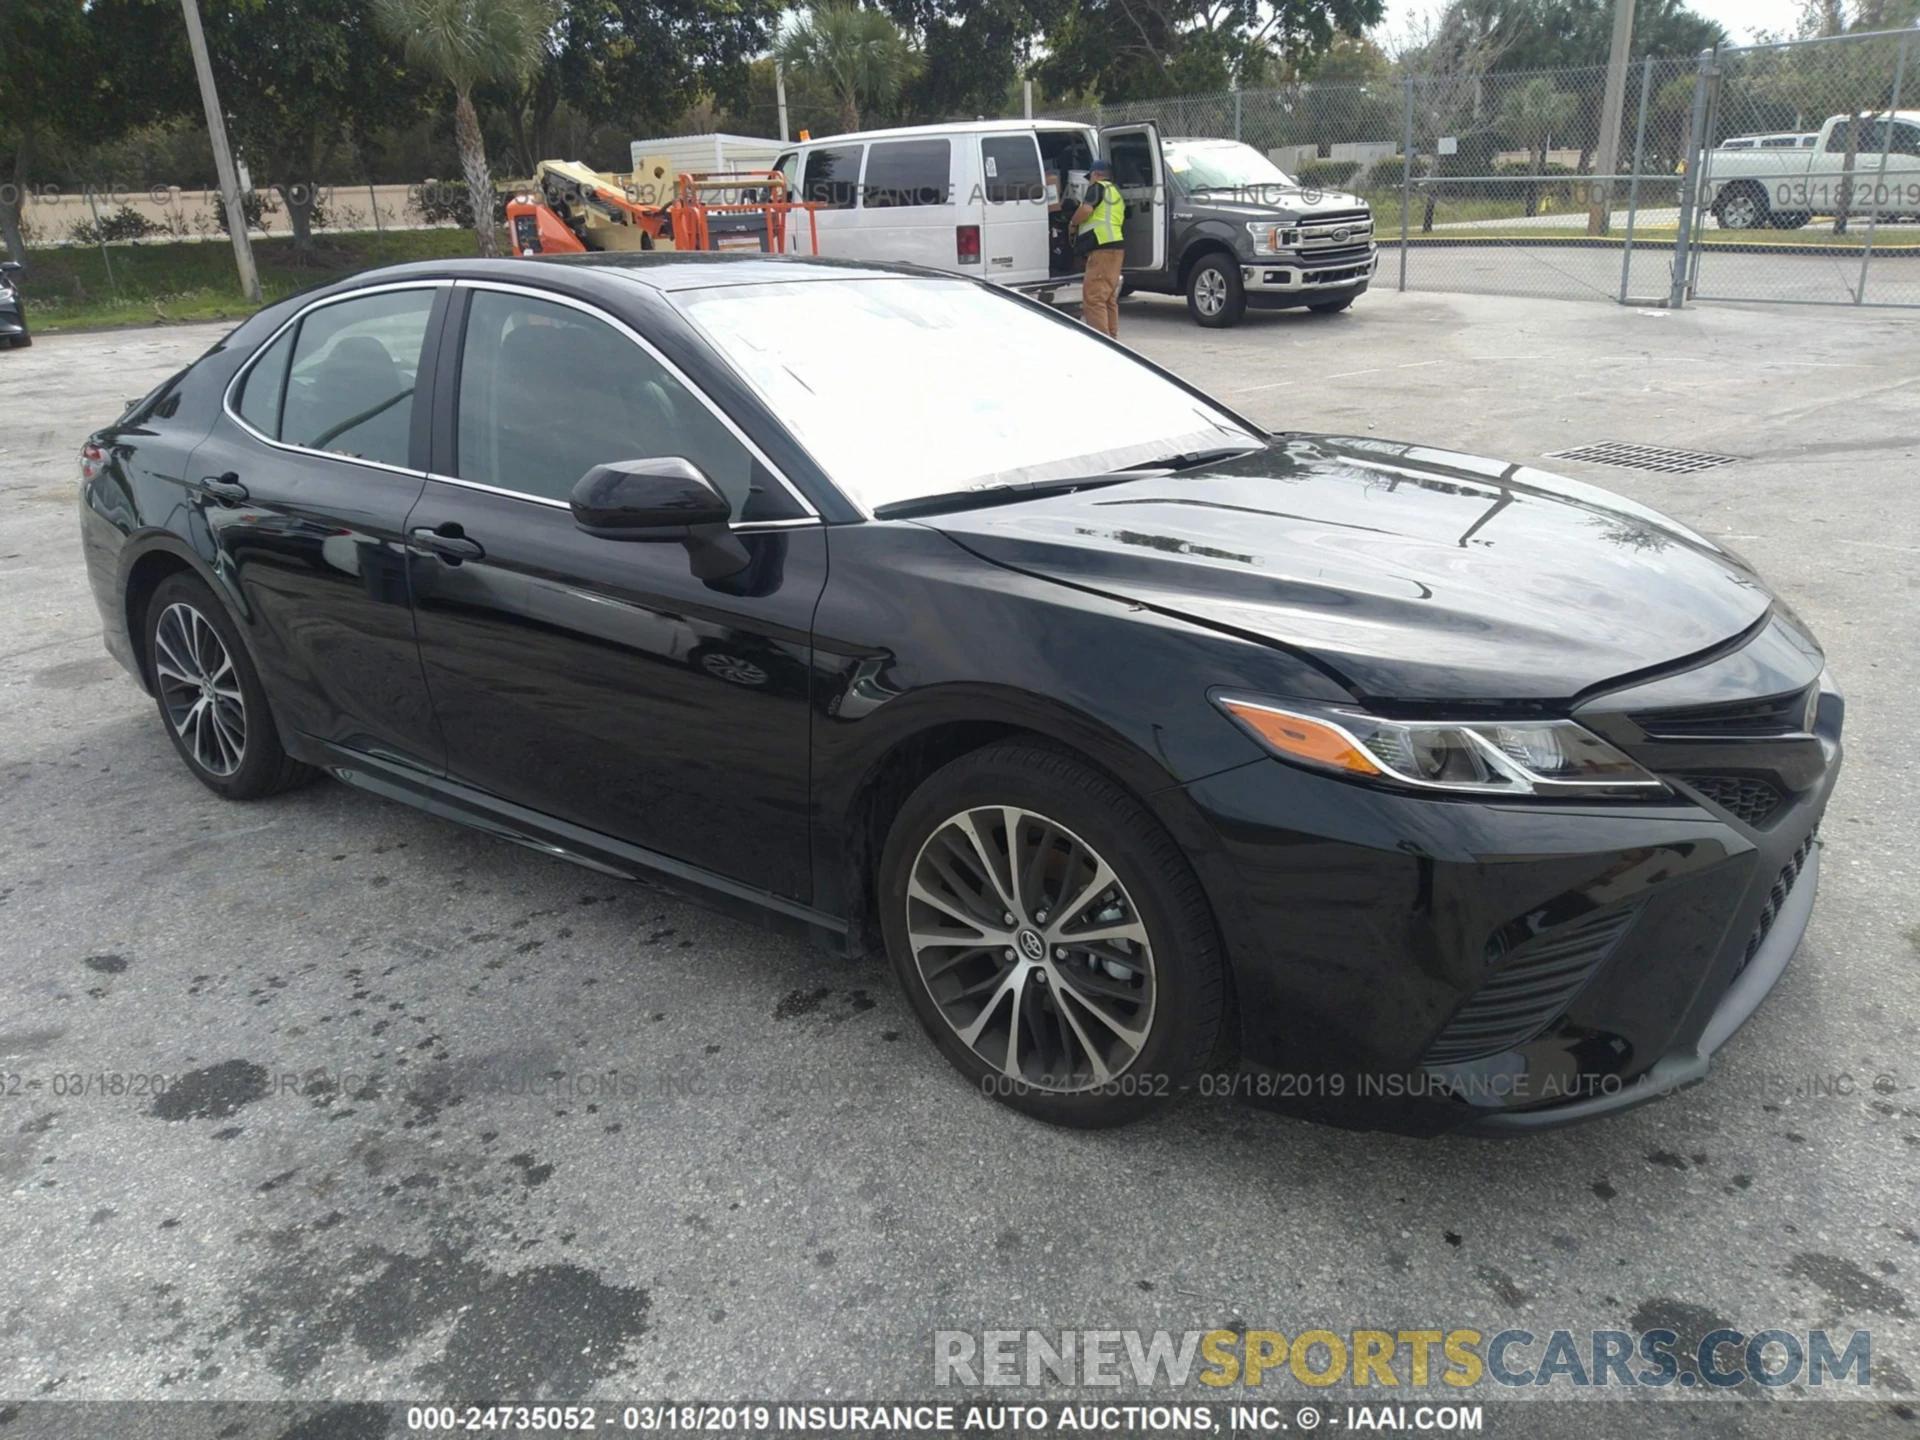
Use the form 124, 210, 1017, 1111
789, 117, 1096, 146
325, 252, 939, 297
631, 132, 785, 148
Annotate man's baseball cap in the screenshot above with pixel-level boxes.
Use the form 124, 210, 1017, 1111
1086, 156, 1112, 173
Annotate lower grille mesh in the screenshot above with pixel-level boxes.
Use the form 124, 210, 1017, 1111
1423, 905, 1641, 1066
1739, 829, 1819, 974
1681, 773, 1788, 828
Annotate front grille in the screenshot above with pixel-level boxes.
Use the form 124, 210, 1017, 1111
1300, 243, 1374, 267
1679, 773, 1788, 828
1300, 209, 1372, 229
1738, 829, 1818, 974
1423, 905, 1641, 1067
1633, 686, 1814, 740
1303, 261, 1374, 285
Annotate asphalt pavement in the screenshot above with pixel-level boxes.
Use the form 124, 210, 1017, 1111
1, 287, 1916, 1435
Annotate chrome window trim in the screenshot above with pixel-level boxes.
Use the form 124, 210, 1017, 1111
219, 280, 447, 478
449, 278, 820, 523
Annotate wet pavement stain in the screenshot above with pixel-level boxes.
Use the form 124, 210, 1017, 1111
220, 1240, 650, 1398
150, 1061, 272, 1121
773, 986, 831, 1020
1785, 1252, 1914, 1316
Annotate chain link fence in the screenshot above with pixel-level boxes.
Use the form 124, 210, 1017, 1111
1032, 27, 1920, 309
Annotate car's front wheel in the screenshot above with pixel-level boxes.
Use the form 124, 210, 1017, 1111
1185, 253, 1246, 328
879, 743, 1224, 1127
144, 572, 316, 799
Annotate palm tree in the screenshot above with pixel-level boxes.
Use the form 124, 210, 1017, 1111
373, 0, 553, 256
778, 3, 919, 134
1497, 77, 1578, 217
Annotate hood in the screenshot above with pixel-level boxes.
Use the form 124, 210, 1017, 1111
921, 436, 1773, 703
1189, 189, 1366, 219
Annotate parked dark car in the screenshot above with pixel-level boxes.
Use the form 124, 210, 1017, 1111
78, 255, 1841, 1135
1, 260, 30, 348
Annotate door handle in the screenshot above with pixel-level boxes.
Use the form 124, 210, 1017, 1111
199, 473, 249, 506
409, 524, 485, 563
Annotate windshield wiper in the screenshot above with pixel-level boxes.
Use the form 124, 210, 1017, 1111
875, 447, 1261, 520
1120, 444, 1263, 472
875, 473, 1147, 520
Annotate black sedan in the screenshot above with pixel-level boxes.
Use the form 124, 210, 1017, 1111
77, 255, 1841, 1135
1, 260, 29, 348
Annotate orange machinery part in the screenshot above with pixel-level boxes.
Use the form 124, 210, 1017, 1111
671, 171, 819, 256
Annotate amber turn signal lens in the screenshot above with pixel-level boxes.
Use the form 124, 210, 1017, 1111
1221, 701, 1383, 776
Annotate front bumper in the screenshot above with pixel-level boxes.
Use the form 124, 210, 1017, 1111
1240, 248, 1378, 297
1177, 734, 1837, 1137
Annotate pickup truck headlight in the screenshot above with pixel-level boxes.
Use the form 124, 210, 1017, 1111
1246, 222, 1300, 255
1216, 697, 1666, 798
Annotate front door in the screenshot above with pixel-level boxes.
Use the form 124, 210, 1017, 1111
406, 283, 824, 901
1100, 122, 1170, 273
189, 283, 446, 773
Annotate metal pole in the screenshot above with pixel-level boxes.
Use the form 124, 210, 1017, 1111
179, 0, 259, 304
1856, 34, 1909, 306
1590, 0, 1637, 235
1023, 77, 1033, 121
1233, 87, 1242, 142
1669, 49, 1714, 309
776, 61, 790, 143
1687, 51, 1722, 299
1619, 55, 1655, 304
1400, 77, 1414, 293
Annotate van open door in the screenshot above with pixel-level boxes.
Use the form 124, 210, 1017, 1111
1098, 122, 1168, 274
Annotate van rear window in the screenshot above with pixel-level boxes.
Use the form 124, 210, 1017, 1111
980, 136, 1044, 205
803, 148, 862, 209
863, 140, 951, 208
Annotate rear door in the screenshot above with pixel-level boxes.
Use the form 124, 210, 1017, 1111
857, 136, 962, 271
1099, 122, 1169, 273
189, 282, 447, 773
405, 281, 825, 901
978, 133, 1048, 283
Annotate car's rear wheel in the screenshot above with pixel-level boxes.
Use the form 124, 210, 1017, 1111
8, 333, 28, 349
1185, 252, 1245, 328
144, 572, 316, 799
879, 743, 1224, 1127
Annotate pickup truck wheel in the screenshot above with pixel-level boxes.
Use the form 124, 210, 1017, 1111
1713, 183, 1770, 231
1186, 253, 1245, 328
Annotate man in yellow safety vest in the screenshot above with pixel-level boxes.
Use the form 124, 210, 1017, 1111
1072, 155, 1127, 339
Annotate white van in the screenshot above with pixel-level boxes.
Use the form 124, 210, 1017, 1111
770, 118, 1379, 326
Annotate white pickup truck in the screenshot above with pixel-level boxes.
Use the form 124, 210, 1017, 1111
1704, 109, 1920, 229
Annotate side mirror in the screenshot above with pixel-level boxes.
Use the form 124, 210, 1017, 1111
570, 457, 731, 536
569, 457, 750, 580
0, 261, 21, 277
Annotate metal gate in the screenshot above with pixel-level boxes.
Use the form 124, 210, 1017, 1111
1674, 27, 1920, 309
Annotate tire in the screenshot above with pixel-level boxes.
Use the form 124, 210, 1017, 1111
1308, 295, 1355, 314
1712, 182, 1770, 231
8, 333, 28, 348
143, 572, 316, 800
878, 742, 1225, 1128
1185, 252, 1245, 328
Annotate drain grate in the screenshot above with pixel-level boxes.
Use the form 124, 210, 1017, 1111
1545, 442, 1741, 475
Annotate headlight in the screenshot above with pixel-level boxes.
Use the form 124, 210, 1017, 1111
1216, 696, 1667, 798
1245, 222, 1299, 255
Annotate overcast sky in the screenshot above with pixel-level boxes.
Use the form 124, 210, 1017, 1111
1374, 0, 1810, 51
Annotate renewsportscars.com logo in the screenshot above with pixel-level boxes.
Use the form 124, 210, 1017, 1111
934, 1327, 1874, 1390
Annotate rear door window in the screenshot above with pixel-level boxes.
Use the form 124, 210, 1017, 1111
862, 140, 951, 208
981, 135, 1044, 204
802, 147, 864, 209
278, 289, 435, 466
235, 326, 296, 438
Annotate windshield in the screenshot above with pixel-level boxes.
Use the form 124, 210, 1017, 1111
672, 277, 1259, 513
1163, 140, 1299, 192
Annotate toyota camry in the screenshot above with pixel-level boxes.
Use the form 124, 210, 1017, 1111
78, 255, 1842, 1135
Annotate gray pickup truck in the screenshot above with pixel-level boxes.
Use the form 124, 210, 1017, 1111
1099, 128, 1379, 327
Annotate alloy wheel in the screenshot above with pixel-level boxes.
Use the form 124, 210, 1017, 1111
1719, 193, 1762, 229
1193, 268, 1226, 316
153, 601, 248, 776
905, 806, 1156, 1091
